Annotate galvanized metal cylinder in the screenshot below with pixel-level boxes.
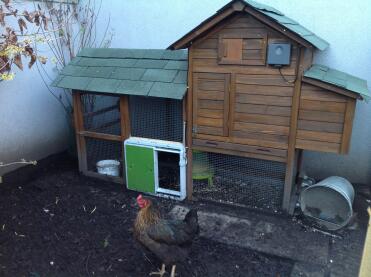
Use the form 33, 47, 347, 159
300, 176, 354, 230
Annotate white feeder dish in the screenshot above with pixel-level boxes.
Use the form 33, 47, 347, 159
96, 160, 120, 177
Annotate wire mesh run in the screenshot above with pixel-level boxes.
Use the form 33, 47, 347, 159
81, 94, 121, 136
85, 137, 123, 177
129, 96, 183, 142
192, 151, 286, 211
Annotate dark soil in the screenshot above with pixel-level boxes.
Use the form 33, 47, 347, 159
0, 153, 293, 277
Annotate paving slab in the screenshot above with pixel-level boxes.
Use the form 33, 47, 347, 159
170, 205, 330, 266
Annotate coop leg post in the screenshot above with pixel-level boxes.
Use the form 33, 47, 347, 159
186, 147, 193, 200
283, 47, 305, 213
185, 47, 194, 201
73, 91, 87, 173
120, 96, 131, 185
283, 150, 298, 213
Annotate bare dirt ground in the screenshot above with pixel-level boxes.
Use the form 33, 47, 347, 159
0, 153, 293, 277
0, 152, 368, 277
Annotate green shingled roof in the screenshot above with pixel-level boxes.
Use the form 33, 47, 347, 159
304, 64, 370, 100
241, 0, 329, 50
52, 48, 188, 100
170, 0, 329, 51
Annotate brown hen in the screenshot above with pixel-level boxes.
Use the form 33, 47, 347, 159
134, 194, 199, 277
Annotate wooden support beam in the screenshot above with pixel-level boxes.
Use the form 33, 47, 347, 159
84, 171, 123, 184
120, 96, 131, 140
282, 47, 304, 212
186, 46, 194, 200
169, 7, 235, 49
243, 6, 313, 49
340, 99, 356, 154
73, 91, 87, 172
78, 131, 122, 142
120, 96, 131, 185
83, 103, 118, 117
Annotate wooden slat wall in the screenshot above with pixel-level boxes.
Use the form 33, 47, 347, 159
193, 72, 230, 137
191, 14, 298, 161
295, 83, 355, 153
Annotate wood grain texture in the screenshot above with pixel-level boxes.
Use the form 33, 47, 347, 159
295, 83, 356, 155
186, 46, 194, 200
302, 77, 359, 100
234, 113, 290, 126
235, 103, 292, 116
192, 145, 286, 163
223, 74, 231, 136
193, 72, 230, 138
120, 96, 130, 140
236, 83, 294, 97
283, 46, 303, 212
296, 130, 342, 143
297, 120, 343, 133
299, 100, 346, 113
296, 139, 341, 153
78, 131, 122, 142
236, 94, 292, 106
234, 122, 289, 136
298, 110, 344, 123
193, 139, 287, 157
73, 92, 87, 173
340, 98, 356, 154
195, 132, 288, 150
170, 6, 235, 49
236, 74, 295, 86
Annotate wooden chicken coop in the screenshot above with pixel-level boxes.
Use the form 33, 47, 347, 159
53, 0, 369, 213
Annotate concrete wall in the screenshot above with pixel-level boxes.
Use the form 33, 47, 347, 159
0, 2, 70, 175
99, 0, 371, 184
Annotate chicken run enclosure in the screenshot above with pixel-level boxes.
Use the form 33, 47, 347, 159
53, 0, 369, 213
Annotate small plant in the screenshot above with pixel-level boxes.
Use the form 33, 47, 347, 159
0, 159, 37, 183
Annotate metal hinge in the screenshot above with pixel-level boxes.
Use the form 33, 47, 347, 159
192, 125, 197, 133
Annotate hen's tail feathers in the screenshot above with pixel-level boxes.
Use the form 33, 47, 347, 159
184, 209, 199, 235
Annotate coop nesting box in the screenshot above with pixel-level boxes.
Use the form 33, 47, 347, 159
52, 0, 369, 213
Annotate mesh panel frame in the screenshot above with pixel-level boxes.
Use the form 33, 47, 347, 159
81, 94, 121, 136
129, 96, 183, 142
193, 151, 286, 211
85, 137, 123, 176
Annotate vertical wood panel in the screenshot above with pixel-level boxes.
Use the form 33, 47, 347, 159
73, 91, 87, 173
340, 99, 356, 154
120, 96, 131, 140
228, 73, 236, 137
283, 47, 303, 212
187, 46, 194, 200
223, 74, 231, 136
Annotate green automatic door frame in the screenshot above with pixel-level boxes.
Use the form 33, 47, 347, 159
125, 144, 155, 193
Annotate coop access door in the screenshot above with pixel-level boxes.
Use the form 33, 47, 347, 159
124, 137, 186, 200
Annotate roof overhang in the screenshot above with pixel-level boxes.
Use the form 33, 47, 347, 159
52, 48, 188, 100
303, 64, 370, 101
169, 0, 329, 51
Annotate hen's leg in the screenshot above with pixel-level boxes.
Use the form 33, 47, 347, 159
150, 263, 166, 277
170, 265, 176, 277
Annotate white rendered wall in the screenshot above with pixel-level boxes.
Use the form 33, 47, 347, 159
1, 0, 370, 185
0, 2, 70, 175
100, 0, 371, 184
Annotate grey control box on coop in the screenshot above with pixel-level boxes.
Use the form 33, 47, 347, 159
267, 43, 291, 66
